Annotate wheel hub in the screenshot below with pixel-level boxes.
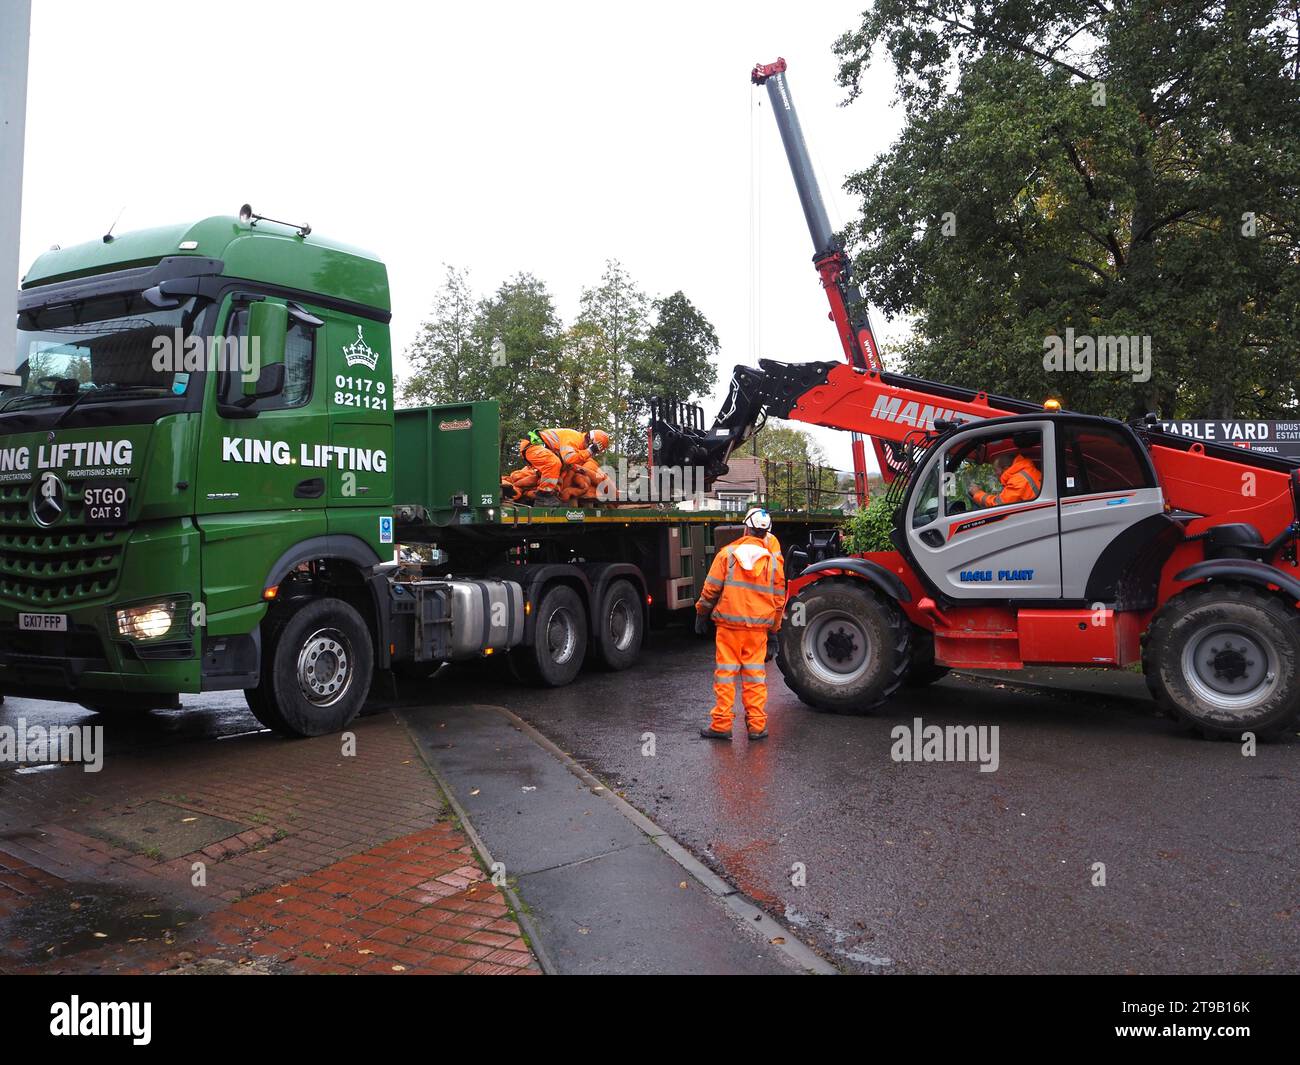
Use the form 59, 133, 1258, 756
1207, 643, 1251, 682
803, 610, 872, 684
823, 627, 858, 664
297, 629, 351, 706
548, 608, 577, 664
1182, 623, 1277, 713
609, 600, 634, 651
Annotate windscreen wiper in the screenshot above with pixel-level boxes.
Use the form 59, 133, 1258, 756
49, 388, 97, 428
50, 385, 170, 427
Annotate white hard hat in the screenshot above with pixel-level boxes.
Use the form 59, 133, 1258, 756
743, 506, 772, 533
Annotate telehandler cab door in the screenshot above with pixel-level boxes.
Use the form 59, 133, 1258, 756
905, 421, 1061, 600
1055, 419, 1165, 598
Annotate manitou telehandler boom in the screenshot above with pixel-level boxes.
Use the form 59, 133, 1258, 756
751, 57, 894, 496
652, 59, 1300, 739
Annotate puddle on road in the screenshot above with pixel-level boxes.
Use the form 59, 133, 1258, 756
784, 904, 894, 970
3, 883, 197, 963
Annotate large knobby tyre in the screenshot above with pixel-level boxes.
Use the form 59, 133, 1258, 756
776, 579, 910, 714
244, 597, 374, 737
510, 584, 588, 687
1143, 583, 1300, 740
590, 579, 644, 671
903, 625, 950, 687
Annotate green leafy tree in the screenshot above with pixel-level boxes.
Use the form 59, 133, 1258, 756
626, 290, 721, 459
834, 1, 1300, 419
577, 260, 650, 456
401, 265, 479, 406
748, 424, 846, 511
551, 318, 622, 436
842, 495, 899, 553
473, 274, 564, 464
402, 265, 725, 474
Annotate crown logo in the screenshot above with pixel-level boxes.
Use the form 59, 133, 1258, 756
343, 324, 379, 371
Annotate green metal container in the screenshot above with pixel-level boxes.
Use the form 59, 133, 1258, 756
394, 401, 501, 527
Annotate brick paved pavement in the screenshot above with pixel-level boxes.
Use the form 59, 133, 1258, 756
0, 711, 539, 975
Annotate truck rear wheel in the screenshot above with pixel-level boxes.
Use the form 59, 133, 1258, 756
245, 597, 374, 737
1144, 583, 1300, 739
510, 584, 587, 687
590, 579, 643, 671
777, 580, 910, 714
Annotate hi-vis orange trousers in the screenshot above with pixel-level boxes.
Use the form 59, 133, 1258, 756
711, 625, 769, 733
521, 443, 562, 493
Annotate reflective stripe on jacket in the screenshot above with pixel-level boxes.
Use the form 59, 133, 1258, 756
972, 454, 1042, 508
696, 534, 787, 631
527, 427, 590, 467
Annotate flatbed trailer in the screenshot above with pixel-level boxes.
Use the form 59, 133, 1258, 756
387, 399, 837, 687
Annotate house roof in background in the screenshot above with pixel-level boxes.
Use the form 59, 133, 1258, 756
714, 455, 766, 495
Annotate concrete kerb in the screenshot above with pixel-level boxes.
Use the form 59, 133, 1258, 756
465, 703, 838, 976
395, 711, 559, 976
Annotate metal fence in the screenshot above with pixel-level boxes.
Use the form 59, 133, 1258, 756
757, 460, 863, 513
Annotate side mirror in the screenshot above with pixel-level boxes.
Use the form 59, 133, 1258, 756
244, 301, 287, 399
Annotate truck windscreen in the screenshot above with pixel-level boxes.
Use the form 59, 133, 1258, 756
3, 292, 206, 414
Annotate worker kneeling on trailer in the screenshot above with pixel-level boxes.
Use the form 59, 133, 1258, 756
967, 441, 1042, 509
696, 507, 786, 741
516, 427, 610, 506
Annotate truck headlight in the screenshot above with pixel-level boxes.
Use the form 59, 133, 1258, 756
115, 599, 181, 641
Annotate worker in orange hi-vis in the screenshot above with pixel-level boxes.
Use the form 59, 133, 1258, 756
967, 448, 1042, 509
519, 428, 610, 506
695, 506, 787, 741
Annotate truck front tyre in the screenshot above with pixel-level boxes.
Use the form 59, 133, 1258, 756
776, 580, 910, 714
1144, 583, 1300, 740
590, 579, 643, 671
510, 584, 587, 687
244, 597, 374, 737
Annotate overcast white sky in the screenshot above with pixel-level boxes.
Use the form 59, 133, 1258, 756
14, 0, 905, 468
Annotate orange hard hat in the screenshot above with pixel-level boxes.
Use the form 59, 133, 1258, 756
586, 429, 610, 454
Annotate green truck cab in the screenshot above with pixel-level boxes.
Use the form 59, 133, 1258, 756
2, 211, 837, 736
3, 214, 398, 732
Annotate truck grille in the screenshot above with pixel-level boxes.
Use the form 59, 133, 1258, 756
0, 481, 126, 606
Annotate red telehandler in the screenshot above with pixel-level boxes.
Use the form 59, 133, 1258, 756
651, 58, 1300, 739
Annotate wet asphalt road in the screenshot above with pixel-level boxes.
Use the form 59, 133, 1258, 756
4, 633, 1297, 975
432, 631, 1300, 975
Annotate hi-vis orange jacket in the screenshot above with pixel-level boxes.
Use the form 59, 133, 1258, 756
971, 454, 1043, 508
696, 534, 787, 632
524, 428, 592, 467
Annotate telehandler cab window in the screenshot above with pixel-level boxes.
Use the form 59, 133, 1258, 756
1060, 424, 1150, 496
221, 305, 315, 410
911, 464, 941, 527
946, 430, 1044, 513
